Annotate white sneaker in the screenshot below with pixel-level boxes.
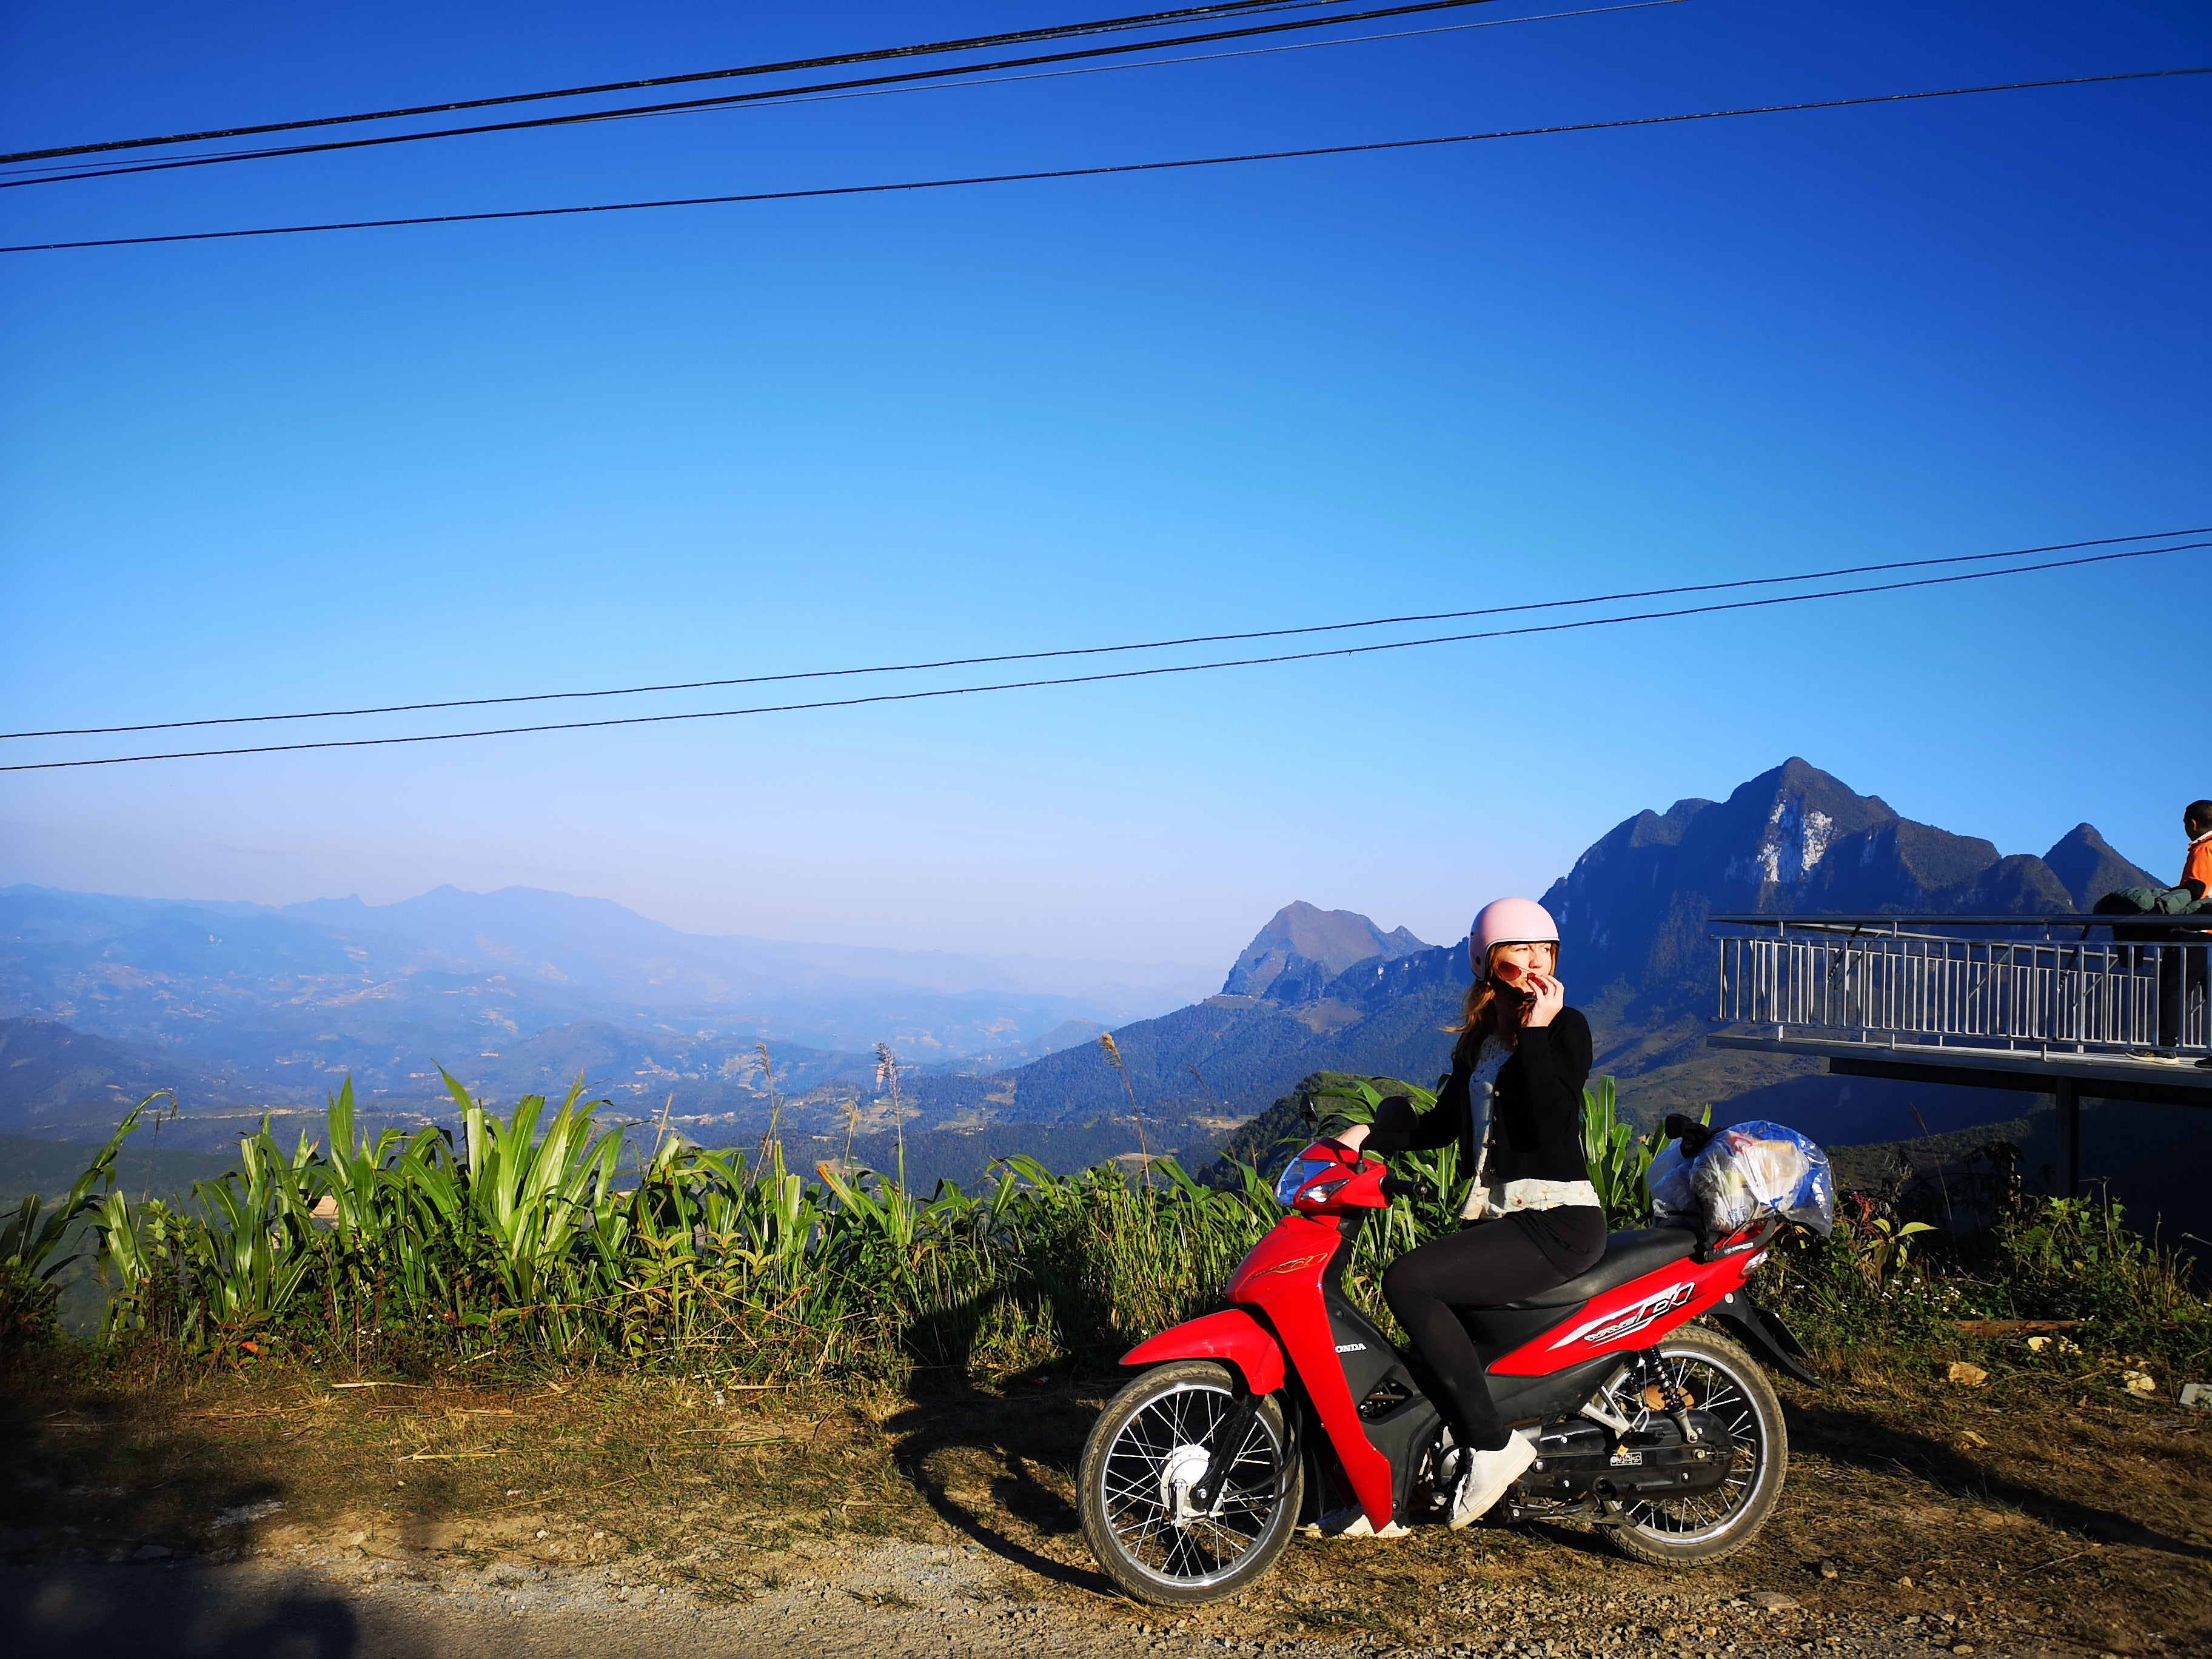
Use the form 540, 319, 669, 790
1299, 1504, 1409, 1540
1448, 1435, 1537, 1529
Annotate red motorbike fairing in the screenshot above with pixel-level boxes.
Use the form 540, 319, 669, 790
1116, 1139, 1777, 1537
1119, 1307, 1285, 1395
1222, 1212, 1398, 1531
1487, 1245, 1762, 1376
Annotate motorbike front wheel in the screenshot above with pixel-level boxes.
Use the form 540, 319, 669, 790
1078, 1359, 1302, 1605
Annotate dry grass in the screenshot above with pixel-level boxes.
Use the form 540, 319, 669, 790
0, 1355, 931, 1603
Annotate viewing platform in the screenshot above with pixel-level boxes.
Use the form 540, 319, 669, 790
1706, 913, 2211, 1193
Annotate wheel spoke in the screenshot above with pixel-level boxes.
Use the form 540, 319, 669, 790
1613, 1342, 1774, 1544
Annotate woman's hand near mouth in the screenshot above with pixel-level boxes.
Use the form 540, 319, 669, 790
1518, 970, 1565, 1028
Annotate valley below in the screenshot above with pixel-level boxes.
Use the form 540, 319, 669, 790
2, 756, 2201, 1235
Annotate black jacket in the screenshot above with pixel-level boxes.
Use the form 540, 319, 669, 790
1362, 1007, 1594, 1191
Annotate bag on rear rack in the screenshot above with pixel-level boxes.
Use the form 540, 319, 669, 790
1647, 1119, 1834, 1237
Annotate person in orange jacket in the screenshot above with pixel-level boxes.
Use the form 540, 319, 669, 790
2160, 799, 2212, 1064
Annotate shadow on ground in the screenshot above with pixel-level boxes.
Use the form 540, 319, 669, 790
879, 1374, 1123, 1600
5, 1563, 363, 1659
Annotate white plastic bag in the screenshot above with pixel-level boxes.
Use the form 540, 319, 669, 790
1692, 1120, 1835, 1236
1646, 1138, 1696, 1223
1646, 1119, 1834, 1236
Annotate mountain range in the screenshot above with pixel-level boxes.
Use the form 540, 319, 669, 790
0, 882, 1204, 1145
888, 758, 2164, 1144
0, 758, 2168, 1164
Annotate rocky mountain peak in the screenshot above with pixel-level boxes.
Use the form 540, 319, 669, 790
2042, 823, 2161, 910
1221, 902, 1428, 998
1713, 757, 1899, 895
1538, 759, 2159, 1008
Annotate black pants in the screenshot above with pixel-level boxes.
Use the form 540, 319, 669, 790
2157, 941, 2209, 1051
1381, 1207, 1606, 1452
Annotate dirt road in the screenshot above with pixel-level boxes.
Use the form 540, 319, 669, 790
4, 1364, 2205, 1658
1, 1527, 2093, 1659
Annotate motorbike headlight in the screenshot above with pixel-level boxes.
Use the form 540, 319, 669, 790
1273, 1156, 1334, 1207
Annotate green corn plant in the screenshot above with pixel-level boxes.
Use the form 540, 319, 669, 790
229, 1128, 317, 1327
442, 1070, 623, 1339
96, 1188, 186, 1344
0, 1100, 150, 1347
815, 1158, 919, 1258
298, 1080, 452, 1351
722, 1140, 821, 1281
51, 1071, 1743, 1378
149, 1124, 321, 1349
1580, 1079, 1691, 1230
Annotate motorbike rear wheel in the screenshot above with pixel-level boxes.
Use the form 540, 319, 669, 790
1078, 1359, 1301, 1605
1603, 1325, 1787, 1567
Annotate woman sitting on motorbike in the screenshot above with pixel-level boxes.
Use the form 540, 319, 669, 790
1335, 896, 1603, 1530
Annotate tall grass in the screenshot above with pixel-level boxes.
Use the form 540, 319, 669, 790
22, 1073, 2211, 1379
74, 1076, 1287, 1379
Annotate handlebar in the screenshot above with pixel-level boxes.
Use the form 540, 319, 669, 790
1379, 1176, 1434, 1202
1664, 1113, 1718, 1156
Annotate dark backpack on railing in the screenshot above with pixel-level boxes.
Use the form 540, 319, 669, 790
2094, 885, 2211, 917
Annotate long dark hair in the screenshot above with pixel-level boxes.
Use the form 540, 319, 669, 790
1449, 942, 1560, 1067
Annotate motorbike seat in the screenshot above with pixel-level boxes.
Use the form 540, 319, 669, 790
1495, 1225, 1700, 1309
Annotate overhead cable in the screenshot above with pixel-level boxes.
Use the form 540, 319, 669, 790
1, 0, 1518, 189
0, 1, 1355, 165
4, 0, 1656, 190
3, 542, 2198, 773
4, 527, 2199, 742
10, 67, 2201, 255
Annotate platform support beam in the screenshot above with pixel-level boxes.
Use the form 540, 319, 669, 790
2055, 1079, 2080, 1199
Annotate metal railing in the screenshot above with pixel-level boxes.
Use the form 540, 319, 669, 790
1712, 914, 2210, 1061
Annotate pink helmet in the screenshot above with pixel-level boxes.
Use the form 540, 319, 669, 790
1470, 897, 1560, 967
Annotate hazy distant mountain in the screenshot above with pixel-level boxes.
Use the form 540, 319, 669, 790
951, 1018, 1110, 1073
891, 922, 1470, 1136
0, 1017, 241, 1138
0, 883, 1210, 1137
278, 886, 1210, 1011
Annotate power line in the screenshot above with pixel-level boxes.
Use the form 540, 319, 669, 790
0, 8, 1653, 190
4, 543, 2197, 774
4, 0, 1639, 190
0, 6, 1666, 186
1, 0, 1517, 190
0, 1, 1350, 166
11, 67, 2200, 256
5, 528, 2199, 742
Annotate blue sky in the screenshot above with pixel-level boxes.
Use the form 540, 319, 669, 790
1, 0, 2207, 970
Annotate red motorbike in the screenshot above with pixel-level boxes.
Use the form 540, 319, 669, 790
1076, 1118, 1817, 1604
